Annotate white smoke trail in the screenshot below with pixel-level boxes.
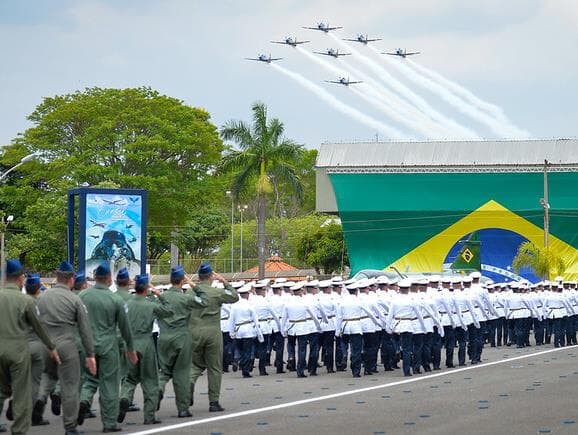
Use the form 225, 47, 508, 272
369, 46, 531, 138
406, 58, 509, 123
330, 35, 480, 139
296, 47, 446, 138
270, 63, 407, 140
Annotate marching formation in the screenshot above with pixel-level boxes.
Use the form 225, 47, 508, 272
1, 258, 577, 435
220, 273, 578, 379
0, 260, 237, 435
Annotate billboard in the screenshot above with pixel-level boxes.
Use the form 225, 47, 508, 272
68, 188, 147, 279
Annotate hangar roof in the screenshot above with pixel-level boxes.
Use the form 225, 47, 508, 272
316, 139, 578, 173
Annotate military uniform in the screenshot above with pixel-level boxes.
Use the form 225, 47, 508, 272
0, 269, 56, 435
120, 283, 173, 424
37, 278, 94, 433
158, 283, 206, 415
190, 273, 238, 410
79, 278, 134, 432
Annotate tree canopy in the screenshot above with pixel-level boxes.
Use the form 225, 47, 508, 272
0, 87, 225, 270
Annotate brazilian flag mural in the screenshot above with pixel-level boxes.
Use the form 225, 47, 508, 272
328, 171, 578, 282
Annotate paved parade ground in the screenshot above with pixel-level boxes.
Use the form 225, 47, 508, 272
26, 344, 578, 435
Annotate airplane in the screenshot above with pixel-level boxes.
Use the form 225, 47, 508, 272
126, 223, 134, 229
271, 36, 310, 47
383, 48, 420, 58
314, 48, 351, 58
303, 22, 343, 33
90, 219, 106, 228
245, 54, 282, 63
343, 34, 382, 44
324, 77, 363, 86
129, 237, 137, 243
103, 198, 125, 205
89, 234, 100, 239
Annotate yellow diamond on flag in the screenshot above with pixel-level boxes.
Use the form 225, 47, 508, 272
461, 248, 474, 263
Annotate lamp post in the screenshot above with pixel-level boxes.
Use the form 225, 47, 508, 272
226, 191, 234, 274
0, 153, 38, 182
541, 159, 550, 248
238, 204, 248, 272
1, 215, 14, 288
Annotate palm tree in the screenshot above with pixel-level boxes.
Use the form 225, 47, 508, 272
512, 241, 566, 280
220, 102, 304, 278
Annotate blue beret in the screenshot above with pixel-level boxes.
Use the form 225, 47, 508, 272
170, 265, 185, 281
57, 261, 75, 273
26, 273, 41, 286
198, 262, 212, 275
6, 259, 24, 276
116, 267, 129, 281
135, 274, 149, 287
94, 263, 111, 278
74, 273, 87, 286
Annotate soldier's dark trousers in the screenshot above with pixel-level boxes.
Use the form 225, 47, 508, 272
362, 332, 378, 373
444, 326, 456, 367
271, 332, 285, 372
222, 332, 233, 371
380, 331, 395, 370
421, 332, 433, 370
237, 338, 255, 376
343, 334, 362, 377
495, 317, 506, 346
431, 328, 442, 369
507, 319, 515, 345
544, 319, 552, 344
307, 333, 321, 375
456, 327, 468, 365
552, 318, 564, 347
257, 334, 270, 374
566, 315, 577, 345
411, 333, 424, 372
335, 336, 346, 370
400, 332, 413, 376
467, 324, 482, 362
296, 335, 308, 377
287, 336, 296, 370
321, 331, 335, 371
534, 319, 545, 345
513, 318, 526, 347
486, 319, 497, 346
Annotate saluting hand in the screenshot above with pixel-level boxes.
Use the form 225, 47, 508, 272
184, 275, 197, 288
212, 272, 227, 284
49, 349, 62, 365
86, 356, 97, 376
127, 350, 139, 365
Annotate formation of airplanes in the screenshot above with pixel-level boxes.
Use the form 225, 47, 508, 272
247, 22, 420, 85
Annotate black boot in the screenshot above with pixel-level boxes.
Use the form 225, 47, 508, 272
209, 402, 224, 412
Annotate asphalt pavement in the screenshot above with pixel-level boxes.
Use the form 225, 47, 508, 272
25, 342, 578, 435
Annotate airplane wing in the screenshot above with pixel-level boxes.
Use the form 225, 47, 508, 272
245, 58, 262, 61
314, 52, 331, 56
336, 53, 352, 56
348, 80, 363, 84
324, 80, 342, 84
384, 52, 400, 56
366, 38, 382, 42
343, 38, 359, 42
404, 51, 420, 56
269, 57, 283, 61
302, 26, 319, 30
327, 26, 343, 31
293, 40, 310, 45
270, 41, 286, 45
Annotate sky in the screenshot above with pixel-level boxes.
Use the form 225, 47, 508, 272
1, 0, 577, 149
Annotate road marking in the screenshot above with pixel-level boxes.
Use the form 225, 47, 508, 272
128, 345, 577, 434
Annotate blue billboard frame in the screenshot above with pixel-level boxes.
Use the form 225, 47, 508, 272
67, 187, 148, 276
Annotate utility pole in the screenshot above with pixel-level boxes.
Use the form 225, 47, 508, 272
541, 159, 550, 248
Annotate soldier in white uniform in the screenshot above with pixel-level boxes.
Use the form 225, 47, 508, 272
335, 282, 382, 377
385, 280, 427, 377
221, 281, 243, 372
543, 284, 573, 347
504, 283, 538, 348
269, 282, 286, 374
318, 280, 338, 373
252, 283, 281, 376
358, 280, 381, 375
375, 277, 395, 371
281, 283, 322, 378
228, 285, 263, 378
303, 281, 327, 376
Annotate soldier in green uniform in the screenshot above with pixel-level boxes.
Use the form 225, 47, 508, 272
78, 263, 137, 433
157, 266, 206, 418
35, 262, 97, 435
0, 259, 60, 435
23, 274, 50, 427
118, 274, 173, 425
190, 262, 239, 413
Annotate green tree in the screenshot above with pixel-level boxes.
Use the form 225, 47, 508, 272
0, 87, 224, 270
175, 208, 229, 258
512, 241, 566, 280
296, 222, 349, 275
220, 102, 304, 278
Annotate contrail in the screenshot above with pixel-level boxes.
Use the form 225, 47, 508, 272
330, 34, 479, 139
406, 58, 509, 123
370, 46, 531, 138
297, 47, 446, 138
270, 63, 407, 139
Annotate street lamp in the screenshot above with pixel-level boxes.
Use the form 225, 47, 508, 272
238, 204, 248, 272
0, 153, 38, 182
1, 215, 14, 288
226, 191, 234, 274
